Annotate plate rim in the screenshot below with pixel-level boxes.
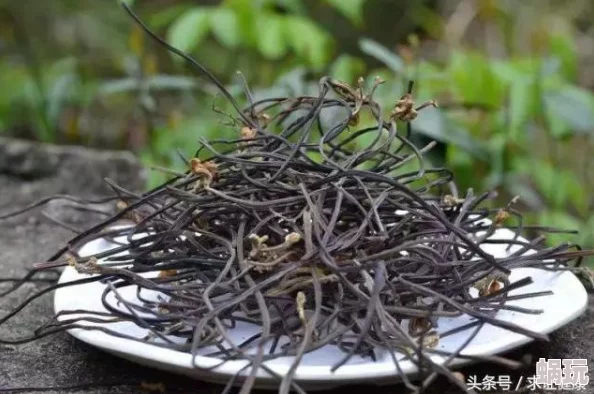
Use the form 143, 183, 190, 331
53, 235, 589, 383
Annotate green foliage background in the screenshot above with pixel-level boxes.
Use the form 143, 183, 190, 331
1, 0, 594, 258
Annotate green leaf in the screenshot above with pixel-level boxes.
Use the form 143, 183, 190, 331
492, 62, 526, 83
446, 144, 473, 169
306, 151, 324, 164
415, 61, 449, 95
210, 9, 240, 48
544, 107, 571, 139
492, 58, 539, 83
412, 108, 487, 157
411, 107, 446, 141
508, 81, 538, 140
359, 38, 404, 73
351, 120, 383, 151
541, 57, 561, 78
256, 14, 287, 59
449, 51, 505, 107
167, 8, 211, 54
285, 17, 333, 70
0, 65, 34, 107
544, 86, 594, 134
329, 55, 366, 83
326, 0, 365, 26
549, 33, 577, 80
366, 70, 402, 104
223, 0, 258, 46
47, 73, 77, 125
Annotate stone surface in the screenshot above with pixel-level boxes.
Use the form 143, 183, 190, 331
0, 137, 592, 394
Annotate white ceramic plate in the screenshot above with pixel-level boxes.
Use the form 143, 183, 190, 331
54, 228, 588, 389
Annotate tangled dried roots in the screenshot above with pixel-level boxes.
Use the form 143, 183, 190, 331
0, 3, 591, 394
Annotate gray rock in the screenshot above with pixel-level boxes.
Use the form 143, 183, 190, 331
0, 138, 592, 394
0, 136, 146, 197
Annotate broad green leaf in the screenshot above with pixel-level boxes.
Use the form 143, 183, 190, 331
492, 58, 539, 83
329, 55, 366, 83
47, 73, 77, 125
415, 61, 449, 96
549, 33, 577, 80
544, 86, 594, 134
223, 0, 258, 45
359, 38, 404, 73
210, 9, 240, 48
412, 108, 486, 157
492, 61, 526, 83
0, 65, 34, 106
411, 107, 446, 143
541, 57, 561, 78
326, 0, 365, 26
510, 156, 531, 173
446, 144, 473, 172
306, 151, 324, 164
353, 126, 381, 152
285, 17, 333, 70
449, 51, 505, 108
256, 14, 287, 60
508, 81, 538, 140
544, 107, 571, 139
366, 69, 402, 105
167, 8, 211, 54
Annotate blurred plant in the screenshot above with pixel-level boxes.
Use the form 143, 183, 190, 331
352, 1, 594, 251
166, 0, 336, 71
1, 0, 593, 257
0, 0, 135, 143
137, 0, 371, 185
